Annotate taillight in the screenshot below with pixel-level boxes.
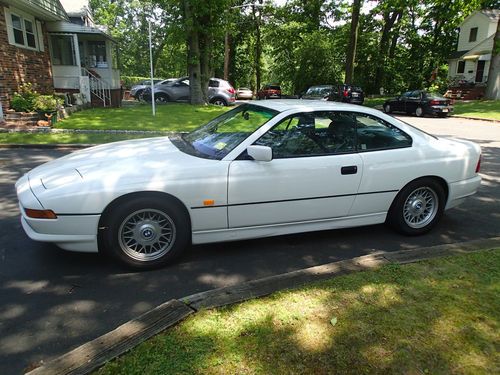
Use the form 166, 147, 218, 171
430, 99, 440, 105
227, 87, 235, 94
343, 90, 349, 97
475, 155, 481, 173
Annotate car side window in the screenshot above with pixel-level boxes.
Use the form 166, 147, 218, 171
209, 80, 219, 88
356, 113, 412, 151
409, 91, 421, 100
254, 111, 356, 158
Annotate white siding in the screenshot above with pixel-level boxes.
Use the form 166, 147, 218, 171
457, 12, 497, 51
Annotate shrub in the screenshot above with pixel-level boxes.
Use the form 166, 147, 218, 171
34, 95, 63, 113
10, 83, 39, 112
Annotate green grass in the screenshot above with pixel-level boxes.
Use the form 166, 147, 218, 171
363, 97, 391, 108
0, 132, 163, 145
56, 103, 228, 132
453, 100, 500, 120
97, 249, 500, 375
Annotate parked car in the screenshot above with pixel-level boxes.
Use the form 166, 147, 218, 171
256, 84, 281, 99
143, 77, 236, 106
383, 90, 453, 117
301, 85, 335, 100
16, 100, 481, 270
328, 84, 365, 104
236, 87, 253, 100
129, 79, 163, 100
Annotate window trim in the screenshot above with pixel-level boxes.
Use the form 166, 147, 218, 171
4, 7, 40, 51
249, 110, 413, 160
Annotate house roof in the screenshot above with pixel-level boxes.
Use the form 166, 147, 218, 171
480, 9, 500, 21
4, 0, 68, 21
46, 21, 116, 42
449, 50, 468, 59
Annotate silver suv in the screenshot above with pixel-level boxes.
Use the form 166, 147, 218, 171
144, 77, 236, 106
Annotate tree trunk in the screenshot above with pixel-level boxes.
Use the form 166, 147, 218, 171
345, 0, 362, 84
200, 31, 212, 103
485, 19, 500, 100
374, 10, 401, 91
224, 32, 230, 81
254, 5, 262, 91
183, 1, 204, 105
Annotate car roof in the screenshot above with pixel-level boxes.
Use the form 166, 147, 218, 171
246, 99, 375, 114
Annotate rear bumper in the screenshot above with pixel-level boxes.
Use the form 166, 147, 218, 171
445, 175, 481, 210
428, 105, 453, 116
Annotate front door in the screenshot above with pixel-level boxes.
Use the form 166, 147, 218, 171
404, 90, 422, 114
227, 111, 363, 228
475, 60, 485, 83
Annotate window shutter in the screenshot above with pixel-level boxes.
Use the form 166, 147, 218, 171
36, 21, 44, 51
4, 7, 15, 45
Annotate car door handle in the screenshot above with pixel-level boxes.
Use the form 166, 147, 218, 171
341, 166, 357, 175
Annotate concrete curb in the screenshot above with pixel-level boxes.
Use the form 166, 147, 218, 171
451, 115, 500, 123
0, 143, 95, 149
26, 237, 500, 375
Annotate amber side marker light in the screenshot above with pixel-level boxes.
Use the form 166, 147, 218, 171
25, 208, 58, 219
203, 199, 215, 206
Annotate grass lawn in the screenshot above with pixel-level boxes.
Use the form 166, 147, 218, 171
97, 249, 499, 375
453, 100, 500, 120
56, 103, 228, 132
0, 132, 163, 145
363, 97, 391, 108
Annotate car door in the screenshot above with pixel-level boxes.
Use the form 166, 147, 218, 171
392, 92, 409, 112
171, 78, 190, 101
227, 111, 363, 228
351, 112, 414, 215
404, 90, 422, 114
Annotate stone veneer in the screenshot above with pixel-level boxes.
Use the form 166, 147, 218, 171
0, 3, 54, 115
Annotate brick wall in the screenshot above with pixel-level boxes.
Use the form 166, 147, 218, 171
0, 4, 54, 114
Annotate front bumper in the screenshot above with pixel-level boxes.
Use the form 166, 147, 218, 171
445, 175, 481, 210
16, 175, 100, 253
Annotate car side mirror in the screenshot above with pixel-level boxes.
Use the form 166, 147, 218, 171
247, 145, 272, 162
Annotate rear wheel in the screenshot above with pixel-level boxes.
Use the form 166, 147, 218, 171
387, 178, 445, 235
101, 196, 190, 269
210, 97, 227, 106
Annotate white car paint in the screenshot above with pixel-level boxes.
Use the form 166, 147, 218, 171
16, 100, 481, 254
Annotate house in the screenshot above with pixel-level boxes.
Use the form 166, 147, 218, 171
0, 0, 121, 123
447, 9, 499, 99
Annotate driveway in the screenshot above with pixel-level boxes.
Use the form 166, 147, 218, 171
0, 116, 499, 374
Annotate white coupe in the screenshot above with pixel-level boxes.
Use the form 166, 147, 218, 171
16, 100, 482, 269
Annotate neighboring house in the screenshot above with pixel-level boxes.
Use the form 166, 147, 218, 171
0, 0, 120, 122
448, 9, 499, 92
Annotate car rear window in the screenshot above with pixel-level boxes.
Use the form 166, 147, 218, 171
269, 86, 281, 90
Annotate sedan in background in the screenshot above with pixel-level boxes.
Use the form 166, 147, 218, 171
236, 87, 253, 100
256, 84, 281, 99
383, 90, 453, 117
301, 85, 335, 100
129, 79, 163, 100
328, 84, 365, 104
16, 100, 481, 270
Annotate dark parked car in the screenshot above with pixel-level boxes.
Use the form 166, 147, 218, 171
328, 84, 364, 104
256, 84, 281, 99
300, 85, 335, 100
383, 90, 453, 117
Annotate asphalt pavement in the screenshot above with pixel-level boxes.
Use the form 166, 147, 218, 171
0, 116, 499, 374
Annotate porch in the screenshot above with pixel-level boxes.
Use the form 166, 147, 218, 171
46, 22, 121, 107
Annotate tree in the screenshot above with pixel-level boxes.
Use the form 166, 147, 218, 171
485, 18, 500, 99
345, 0, 362, 84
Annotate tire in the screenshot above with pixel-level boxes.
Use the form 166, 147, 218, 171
155, 93, 170, 104
387, 178, 445, 236
101, 196, 190, 270
383, 104, 391, 113
415, 106, 424, 117
134, 90, 143, 101
210, 97, 227, 106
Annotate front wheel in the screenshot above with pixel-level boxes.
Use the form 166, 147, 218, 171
415, 106, 424, 117
101, 197, 190, 269
387, 178, 445, 235
383, 104, 391, 113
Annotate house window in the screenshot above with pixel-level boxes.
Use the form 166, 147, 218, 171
50, 35, 76, 65
6, 10, 38, 50
469, 27, 478, 42
457, 60, 465, 74
87, 41, 107, 68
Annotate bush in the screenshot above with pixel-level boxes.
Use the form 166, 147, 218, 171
10, 83, 38, 112
34, 95, 63, 113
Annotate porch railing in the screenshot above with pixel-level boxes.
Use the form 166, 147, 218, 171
81, 68, 112, 107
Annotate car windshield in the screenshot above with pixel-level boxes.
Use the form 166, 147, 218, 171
182, 104, 278, 159
306, 86, 332, 96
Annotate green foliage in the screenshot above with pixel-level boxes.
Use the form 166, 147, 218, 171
10, 83, 38, 112
33, 95, 63, 112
